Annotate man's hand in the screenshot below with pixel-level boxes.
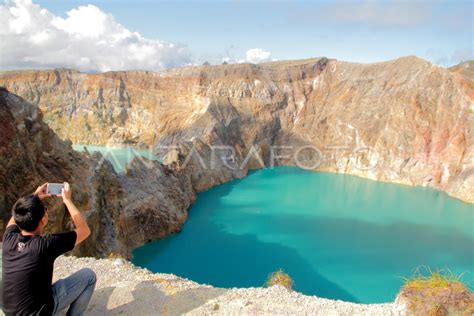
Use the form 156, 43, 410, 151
61, 182, 72, 203
60, 182, 91, 246
34, 183, 51, 200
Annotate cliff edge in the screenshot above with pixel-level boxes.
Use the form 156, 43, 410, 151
49, 255, 407, 315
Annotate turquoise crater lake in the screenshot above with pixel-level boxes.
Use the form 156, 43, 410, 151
132, 166, 473, 303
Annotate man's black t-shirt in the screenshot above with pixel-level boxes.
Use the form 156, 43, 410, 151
2, 225, 77, 315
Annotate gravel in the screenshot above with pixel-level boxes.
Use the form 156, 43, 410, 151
50, 256, 408, 315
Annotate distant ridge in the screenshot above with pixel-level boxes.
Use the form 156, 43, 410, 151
0, 55, 464, 76
0, 54, 472, 204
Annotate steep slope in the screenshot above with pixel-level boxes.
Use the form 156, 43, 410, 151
0, 56, 472, 203
0, 88, 195, 257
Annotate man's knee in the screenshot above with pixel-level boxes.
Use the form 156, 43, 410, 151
78, 268, 97, 286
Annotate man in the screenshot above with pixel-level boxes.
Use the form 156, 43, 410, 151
2, 182, 96, 316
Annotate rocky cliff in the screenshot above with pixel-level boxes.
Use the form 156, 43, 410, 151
0, 88, 195, 258
0, 56, 472, 202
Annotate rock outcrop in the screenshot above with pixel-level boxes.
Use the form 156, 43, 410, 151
0, 56, 472, 202
0, 88, 195, 258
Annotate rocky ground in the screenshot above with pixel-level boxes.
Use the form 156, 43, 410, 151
50, 255, 407, 316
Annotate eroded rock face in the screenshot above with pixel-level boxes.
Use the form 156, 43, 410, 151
0, 88, 195, 258
0, 86, 91, 238
1, 56, 472, 202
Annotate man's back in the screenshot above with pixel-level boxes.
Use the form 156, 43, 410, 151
2, 225, 76, 315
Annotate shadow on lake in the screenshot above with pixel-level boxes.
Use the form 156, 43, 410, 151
132, 168, 474, 304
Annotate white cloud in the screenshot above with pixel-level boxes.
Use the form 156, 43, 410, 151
51, 5, 111, 39
0, 0, 192, 72
218, 48, 274, 65
245, 48, 271, 64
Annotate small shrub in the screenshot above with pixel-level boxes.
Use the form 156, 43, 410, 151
401, 267, 468, 291
107, 252, 124, 260
124, 165, 132, 176
265, 269, 294, 290
398, 267, 473, 315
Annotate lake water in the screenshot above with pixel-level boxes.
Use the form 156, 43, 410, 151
72, 145, 158, 172
132, 166, 473, 303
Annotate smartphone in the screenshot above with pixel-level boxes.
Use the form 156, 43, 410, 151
47, 183, 64, 195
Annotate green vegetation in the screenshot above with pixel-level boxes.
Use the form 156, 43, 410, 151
124, 165, 132, 176
265, 269, 294, 291
399, 267, 473, 315
107, 252, 124, 260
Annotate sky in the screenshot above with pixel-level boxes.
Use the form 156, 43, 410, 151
0, 0, 472, 72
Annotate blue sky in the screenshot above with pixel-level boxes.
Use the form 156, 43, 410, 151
1, 0, 472, 71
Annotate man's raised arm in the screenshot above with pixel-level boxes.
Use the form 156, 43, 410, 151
61, 182, 91, 246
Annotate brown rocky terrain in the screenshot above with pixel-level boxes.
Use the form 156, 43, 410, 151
0, 88, 195, 258
0, 56, 472, 202
0, 56, 472, 314
449, 61, 474, 98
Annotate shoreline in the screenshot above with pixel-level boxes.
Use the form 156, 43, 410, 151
73, 144, 474, 204
52, 255, 408, 315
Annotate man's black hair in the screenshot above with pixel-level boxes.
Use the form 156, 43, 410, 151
12, 194, 45, 232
